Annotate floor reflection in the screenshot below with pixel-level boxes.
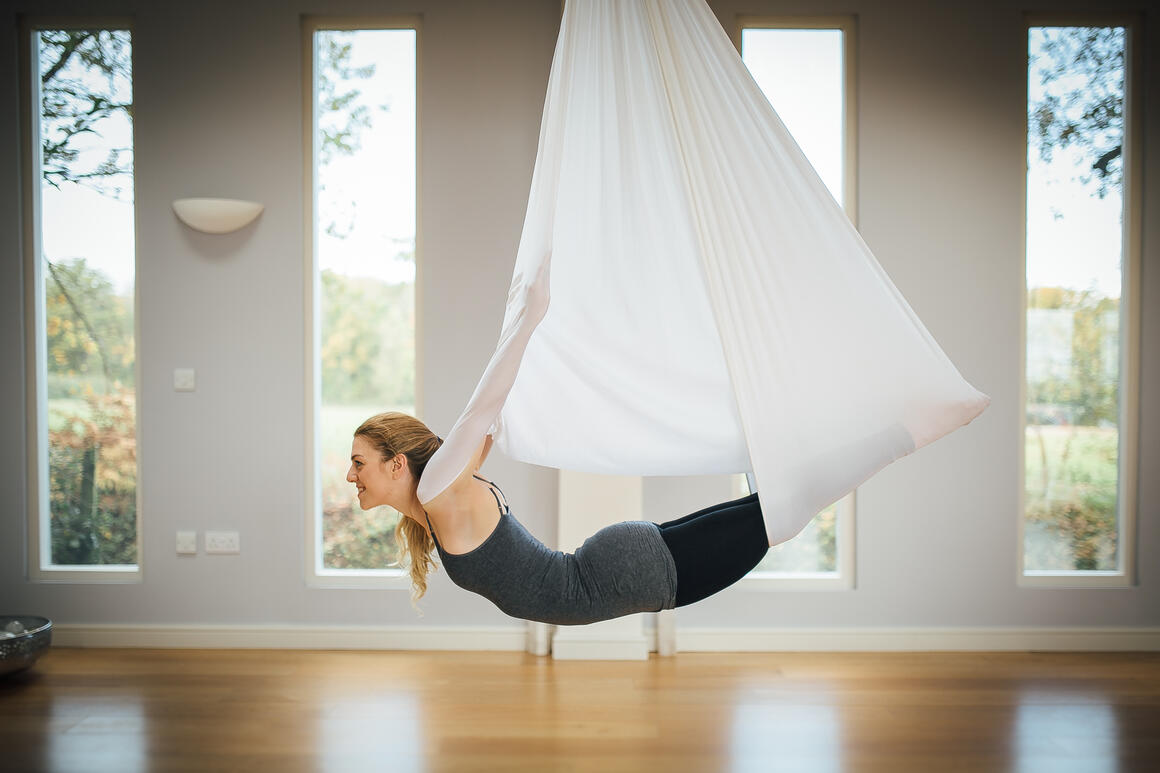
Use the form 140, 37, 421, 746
47, 692, 148, 773
731, 693, 842, 773
7, 650, 1153, 772
316, 689, 422, 773
1014, 690, 1118, 773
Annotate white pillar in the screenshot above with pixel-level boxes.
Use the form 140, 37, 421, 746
526, 621, 551, 656
656, 608, 677, 656
550, 469, 651, 660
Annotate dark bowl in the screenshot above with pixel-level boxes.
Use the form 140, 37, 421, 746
0, 616, 53, 676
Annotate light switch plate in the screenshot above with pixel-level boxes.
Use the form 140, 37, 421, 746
174, 368, 196, 391
176, 530, 197, 555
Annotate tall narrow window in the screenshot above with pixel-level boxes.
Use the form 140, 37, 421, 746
25, 26, 138, 578
1023, 22, 1138, 583
739, 22, 854, 583
306, 22, 418, 582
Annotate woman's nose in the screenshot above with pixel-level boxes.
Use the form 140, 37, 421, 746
346, 467, 357, 483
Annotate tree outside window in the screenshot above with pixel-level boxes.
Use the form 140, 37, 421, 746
37, 30, 137, 567
1025, 26, 1126, 572
314, 29, 417, 571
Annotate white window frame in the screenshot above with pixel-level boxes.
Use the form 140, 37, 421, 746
732, 16, 858, 592
1018, 13, 1142, 589
302, 17, 423, 589
20, 18, 142, 584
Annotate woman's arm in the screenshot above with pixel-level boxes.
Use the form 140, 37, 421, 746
477, 434, 493, 470
414, 253, 550, 506
441, 434, 494, 496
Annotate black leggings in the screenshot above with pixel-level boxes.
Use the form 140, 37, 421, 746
658, 492, 769, 607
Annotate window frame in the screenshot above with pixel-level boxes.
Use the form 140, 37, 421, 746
302, 16, 423, 589
731, 15, 859, 592
20, 17, 142, 584
1018, 12, 1142, 589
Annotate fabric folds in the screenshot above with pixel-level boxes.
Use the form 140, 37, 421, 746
417, 0, 990, 547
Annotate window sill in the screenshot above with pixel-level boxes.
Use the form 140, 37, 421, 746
308, 569, 412, 590
1018, 570, 1132, 589
31, 565, 141, 584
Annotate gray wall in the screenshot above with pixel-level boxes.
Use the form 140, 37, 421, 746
1, 0, 1156, 635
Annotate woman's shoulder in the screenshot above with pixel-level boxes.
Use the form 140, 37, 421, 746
423, 475, 504, 554
418, 434, 492, 505
423, 471, 484, 514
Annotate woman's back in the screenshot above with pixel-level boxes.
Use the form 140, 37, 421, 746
427, 476, 677, 626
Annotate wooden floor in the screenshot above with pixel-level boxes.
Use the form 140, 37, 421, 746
2, 648, 1159, 772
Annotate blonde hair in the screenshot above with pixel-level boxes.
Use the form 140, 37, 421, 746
354, 411, 442, 601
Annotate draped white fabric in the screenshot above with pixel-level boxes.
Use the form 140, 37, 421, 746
417, 0, 990, 546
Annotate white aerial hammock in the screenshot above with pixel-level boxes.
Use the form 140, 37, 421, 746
418, 0, 991, 546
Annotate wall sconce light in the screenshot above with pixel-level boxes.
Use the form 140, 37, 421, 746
172, 198, 264, 234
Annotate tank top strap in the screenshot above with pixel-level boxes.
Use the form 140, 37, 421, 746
424, 511, 442, 551
473, 473, 511, 514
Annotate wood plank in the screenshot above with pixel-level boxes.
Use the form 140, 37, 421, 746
1, 649, 1158, 772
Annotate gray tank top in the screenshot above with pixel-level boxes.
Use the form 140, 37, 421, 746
426, 475, 678, 626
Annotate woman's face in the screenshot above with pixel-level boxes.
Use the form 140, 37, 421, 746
347, 435, 403, 510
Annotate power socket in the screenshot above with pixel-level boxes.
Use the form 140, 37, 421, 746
205, 530, 240, 554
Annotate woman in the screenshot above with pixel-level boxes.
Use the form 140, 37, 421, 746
348, 412, 769, 625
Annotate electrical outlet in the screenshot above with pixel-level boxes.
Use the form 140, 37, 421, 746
205, 530, 240, 554
176, 531, 198, 555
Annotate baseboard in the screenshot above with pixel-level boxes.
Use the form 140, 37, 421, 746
675, 626, 1160, 652
552, 637, 650, 660
550, 614, 652, 660
49, 623, 1160, 652
52, 623, 528, 651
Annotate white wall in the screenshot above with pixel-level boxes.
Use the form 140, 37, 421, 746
1, 0, 1156, 638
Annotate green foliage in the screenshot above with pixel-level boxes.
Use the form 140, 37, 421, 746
1029, 26, 1125, 199
317, 33, 375, 167
321, 270, 415, 406
1026, 287, 1119, 427
41, 255, 138, 565
38, 29, 133, 197
1025, 286, 1120, 570
1025, 426, 1118, 570
48, 391, 137, 565
1024, 25, 1126, 571
757, 504, 836, 573
316, 31, 380, 240
45, 257, 135, 395
322, 490, 403, 570
36, 28, 138, 566
317, 270, 414, 571
816, 507, 836, 568
35, 29, 392, 568
318, 403, 410, 570
313, 31, 412, 571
